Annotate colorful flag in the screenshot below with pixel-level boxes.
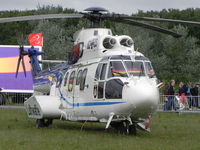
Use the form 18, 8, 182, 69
28, 33, 43, 46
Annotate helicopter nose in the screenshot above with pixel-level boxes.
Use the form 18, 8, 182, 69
123, 78, 159, 116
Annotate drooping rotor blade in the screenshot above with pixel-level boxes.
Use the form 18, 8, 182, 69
112, 19, 182, 38
0, 14, 83, 23
39, 60, 67, 64
21, 56, 27, 77
120, 16, 200, 26
16, 46, 29, 78
15, 56, 21, 78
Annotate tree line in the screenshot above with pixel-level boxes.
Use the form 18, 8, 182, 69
0, 5, 200, 83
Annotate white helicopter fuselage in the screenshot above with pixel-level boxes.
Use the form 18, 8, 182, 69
25, 28, 159, 129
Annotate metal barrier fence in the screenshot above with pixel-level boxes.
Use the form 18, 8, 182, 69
0, 93, 32, 106
159, 95, 200, 112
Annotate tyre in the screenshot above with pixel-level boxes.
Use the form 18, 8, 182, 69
0, 94, 6, 105
129, 124, 137, 135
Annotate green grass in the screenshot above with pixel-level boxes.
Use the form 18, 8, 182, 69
0, 109, 200, 150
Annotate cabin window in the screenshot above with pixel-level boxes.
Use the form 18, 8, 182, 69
107, 61, 128, 78
98, 82, 104, 98
100, 63, 107, 80
76, 70, 82, 85
95, 63, 102, 80
80, 68, 88, 91
124, 61, 145, 76
145, 62, 155, 78
68, 71, 75, 92
105, 79, 123, 99
63, 72, 69, 86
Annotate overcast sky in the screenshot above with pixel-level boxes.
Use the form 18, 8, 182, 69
1, 0, 200, 14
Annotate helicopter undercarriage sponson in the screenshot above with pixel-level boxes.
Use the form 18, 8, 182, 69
24, 95, 62, 119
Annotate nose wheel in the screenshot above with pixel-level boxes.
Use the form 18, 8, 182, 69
111, 121, 137, 135
129, 124, 137, 135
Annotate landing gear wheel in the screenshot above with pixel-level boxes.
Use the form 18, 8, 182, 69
36, 119, 45, 128
129, 124, 137, 135
111, 122, 124, 134
121, 121, 129, 135
36, 119, 53, 128
0, 93, 7, 105
45, 119, 53, 127
111, 121, 136, 135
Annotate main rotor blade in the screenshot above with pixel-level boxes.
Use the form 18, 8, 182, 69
121, 16, 200, 26
15, 57, 21, 78
21, 56, 27, 77
113, 19, 182, 38
0, 14, 83, 23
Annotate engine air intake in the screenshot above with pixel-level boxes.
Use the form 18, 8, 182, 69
103, 38, 116, 49
120, 38, 133, 47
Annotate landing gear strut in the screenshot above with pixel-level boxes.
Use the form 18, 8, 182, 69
36, 119, 53, 128
111, 121, 137, 135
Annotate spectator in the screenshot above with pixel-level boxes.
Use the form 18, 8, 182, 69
183, 83, 190, 95
190, 84, 199, 108
196, 85, 199, 108
166, 80, 176, 110
178, 82, 187, 103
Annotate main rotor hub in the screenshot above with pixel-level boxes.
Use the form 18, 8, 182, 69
84, 7, 108, 14
83, 7, 109, 28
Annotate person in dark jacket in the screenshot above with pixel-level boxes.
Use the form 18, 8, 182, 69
167, 80, 176, 110
190, 84, 199, 108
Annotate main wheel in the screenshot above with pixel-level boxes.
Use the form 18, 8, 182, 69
45, 119, 53, 127
111, 122, 124, 134
36, 119, 53, 128
129, 124, 137, 135
0, 94, 6, 105
36, 119, 45, 128
111, 121, 135, 135
111, 121, 137, 135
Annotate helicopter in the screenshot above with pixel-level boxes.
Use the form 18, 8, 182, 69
1, 7, 200, 135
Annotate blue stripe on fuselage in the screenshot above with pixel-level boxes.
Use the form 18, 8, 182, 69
60, 94, 125, 107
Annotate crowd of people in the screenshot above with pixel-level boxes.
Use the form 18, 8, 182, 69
163, 80, 199, 111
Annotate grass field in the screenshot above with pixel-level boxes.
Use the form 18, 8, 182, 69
0, 109, 200, 150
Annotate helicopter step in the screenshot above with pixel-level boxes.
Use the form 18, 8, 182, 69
137, 118, 151, 132
24, 95, 61, 119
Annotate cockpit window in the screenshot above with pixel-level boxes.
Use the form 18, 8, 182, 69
145, 62, 155, 78
124, 61, 145, 76
97, 56, 155, 79
95, 63, 102, 80
100, 64, 107, 80
108, 61, 128, 78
